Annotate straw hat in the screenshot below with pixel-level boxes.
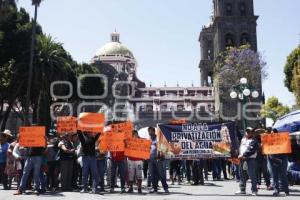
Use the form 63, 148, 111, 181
0, 129, 13, 137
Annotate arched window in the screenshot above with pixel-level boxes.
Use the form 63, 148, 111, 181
226, 3, 233, 16
207, 40, 213, 60
225, 33, 235, 47
240, 33, 250, 45
240, 3, 246, 16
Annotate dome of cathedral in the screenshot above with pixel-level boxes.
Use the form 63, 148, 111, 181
95, 31, 134, 58
96, 42, 134, 58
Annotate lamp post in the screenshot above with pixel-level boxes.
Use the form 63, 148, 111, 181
229, 77, 259, 132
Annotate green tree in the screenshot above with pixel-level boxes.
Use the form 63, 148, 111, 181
284, 45, 300, 92
0, 0, 43, 129
291, 62, 300, 106
32, 34, 75, 129
260, 96, 290, 123
214, 45, 268, 98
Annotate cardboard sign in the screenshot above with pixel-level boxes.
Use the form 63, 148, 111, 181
77, 112, 104, 133
57, 116, 77, 134
261, 132, 292, 154
111, 121, 133, 139
124, 137, 151, 159
19, 126, 46, 147
99, 131, 125, 151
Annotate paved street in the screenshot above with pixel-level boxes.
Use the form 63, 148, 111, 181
2, 180, 300, 200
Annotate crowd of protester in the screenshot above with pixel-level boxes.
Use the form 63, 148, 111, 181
0, 126, 299, 196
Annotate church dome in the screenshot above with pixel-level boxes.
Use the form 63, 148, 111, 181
95, 31, 134, 58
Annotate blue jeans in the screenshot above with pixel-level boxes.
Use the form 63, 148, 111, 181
0, 162, 8, 189
111, 160, 125, 189
40, 169, 47, 190
97, 159, 105, 189
212, 158, 221, 179
19, 156, 42, 191
82, 156, 98, 190
239, 158, 257, 192
149, 159, 168, 190
232, 164, 240, 181
270, 156, 289, 193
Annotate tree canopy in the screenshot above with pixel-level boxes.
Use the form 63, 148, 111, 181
214, 45, 267, 99
260, 96, 290, 123
284, 45, 300, 106
0, 0, 103, 131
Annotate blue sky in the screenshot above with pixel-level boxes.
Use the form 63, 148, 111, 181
18, 0, 299, 108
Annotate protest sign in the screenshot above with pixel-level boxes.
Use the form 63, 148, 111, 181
261, 132, 292, 154
57, 116, 77, 134
77, 112, 104, 133
111, 121, 133, 139
157, 122, 237, 159
124, 137, 151, 159
99, 131, 125, 151
19, 126, 46, 147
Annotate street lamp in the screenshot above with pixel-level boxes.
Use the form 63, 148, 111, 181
230, 77, 259, 132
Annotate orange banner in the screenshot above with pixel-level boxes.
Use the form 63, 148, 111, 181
77, 112, 104, 133
124, 137, 151, 159
57, 116, 77, 134
111, 121, 133, 139
99, 131, 125, 151
261, 132, 292, 154
19, 126, 46, 147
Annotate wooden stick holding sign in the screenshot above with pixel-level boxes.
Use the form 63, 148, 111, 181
19, 126, 46, 147
57, 116, 77, 134
261, 132, 292, 154
77, 112, 104, 133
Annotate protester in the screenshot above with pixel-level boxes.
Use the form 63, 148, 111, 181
77, 130, 100, 194
235, 127, 258, 196
58, 133, 76, 191
12, 135, 27, 189
126, 130, 143, 194
46, 133, 59, 192
268, 128, 290, 196
0, 130, 12, 190
14, 145, 46, 195
95, 142, 106, 192
110, 150, 126, 193
288, 159, 300, 185
170, 159, 182, 185
192, 159, 204, 185
5, 137, 18, 190
148, 127, 169, 194
255, 132, 271, 190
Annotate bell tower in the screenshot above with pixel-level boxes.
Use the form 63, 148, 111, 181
199, 0, 259, 86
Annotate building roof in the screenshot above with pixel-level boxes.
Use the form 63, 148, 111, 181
95, 31, 134, 58
95, 42, 134, 58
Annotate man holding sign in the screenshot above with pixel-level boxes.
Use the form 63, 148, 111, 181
126, 130, 148, 194
15, 126, 46, 195
266, 129, 290, 196
77, 130, 100, 194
